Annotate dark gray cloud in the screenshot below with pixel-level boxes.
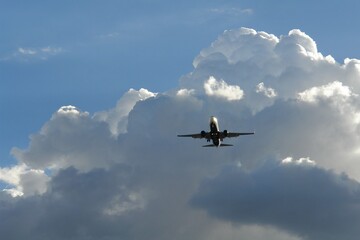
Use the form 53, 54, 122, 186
0, 166, 136, 240
191, 161, 360, 240
0, 155, 219, 240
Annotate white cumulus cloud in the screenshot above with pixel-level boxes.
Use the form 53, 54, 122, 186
256, 82, 277, 98
297, 81, 353, 103
0, 163, 49, 197
94, 88, 157, 136
281, 156, 316, 165
176, 88, 196, 97
203, 76, 244, 101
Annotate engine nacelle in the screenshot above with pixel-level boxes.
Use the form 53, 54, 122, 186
223, 130, 228, 137
201, 130, 206, 138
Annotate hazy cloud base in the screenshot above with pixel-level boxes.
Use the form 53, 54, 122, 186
2, 27, 360, 239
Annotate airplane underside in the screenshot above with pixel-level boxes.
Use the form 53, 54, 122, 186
202, 137, 233, 147
177, 116, 254, 147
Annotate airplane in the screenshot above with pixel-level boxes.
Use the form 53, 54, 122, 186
177, 116, 254, 147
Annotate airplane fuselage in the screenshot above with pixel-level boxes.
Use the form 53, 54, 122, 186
209, 116, 221, 146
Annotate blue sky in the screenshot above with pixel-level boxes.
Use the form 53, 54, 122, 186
2, 1, 360, 165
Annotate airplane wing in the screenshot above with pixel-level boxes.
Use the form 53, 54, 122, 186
177, 134, 203, 138
177, 133, 209, 139
225, 132, 255, 138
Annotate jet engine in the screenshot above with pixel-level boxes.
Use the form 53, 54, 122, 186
201, 130, 206, 138
223, 130, 228, 137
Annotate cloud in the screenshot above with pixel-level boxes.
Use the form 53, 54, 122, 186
208, 7, 254, 16
203, 76, 244, 101
281, 156, 316, 165
297, 81, 353, 103
0, 166, 149, 239
94, 88, 157, 136
56, 105, 89, 117
97, 32, 121, 39
181, 27, 345, 108
191, 159, 360, 240
256, 82, 278, 98
1, 46, 63, 61
18, 47, 37, 55
11, 105, 118, 172
2, 27, 360, 239
176, 88, 196, 97
0, 164, 49, 197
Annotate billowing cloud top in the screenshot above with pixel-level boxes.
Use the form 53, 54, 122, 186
203, 76, 244, 101
2, 27, 360, 240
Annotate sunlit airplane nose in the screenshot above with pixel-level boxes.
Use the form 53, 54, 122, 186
210, 116, 218, 123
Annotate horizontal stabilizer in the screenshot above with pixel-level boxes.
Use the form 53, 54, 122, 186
202, 144, 233, 147
220, 144, 234, 146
